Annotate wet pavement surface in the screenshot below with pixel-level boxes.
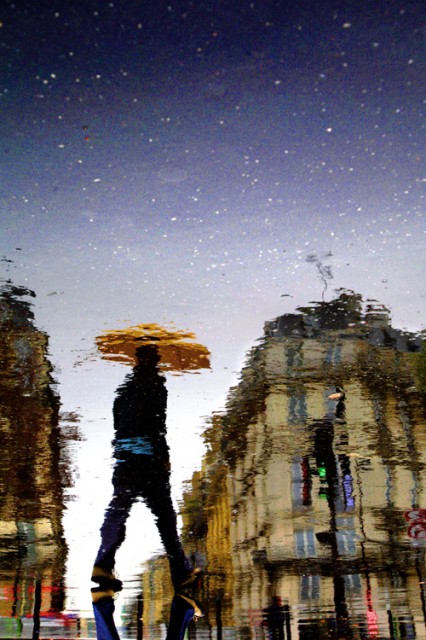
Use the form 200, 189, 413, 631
1, 286, 426, 639
1, 0, 425, 636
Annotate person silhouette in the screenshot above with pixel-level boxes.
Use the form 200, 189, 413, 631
91, 342, 199, 593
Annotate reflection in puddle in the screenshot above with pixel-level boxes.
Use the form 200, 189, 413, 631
175, 290, 426, 639
1, 285, 426, 638
0, 283, 70, 635
91, 329, 208, 639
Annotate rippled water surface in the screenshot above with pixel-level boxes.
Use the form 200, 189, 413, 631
1, 1, 425, 638
1, 288, 426, 639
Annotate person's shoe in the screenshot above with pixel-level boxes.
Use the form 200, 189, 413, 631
175, 594, 204, 619
91, 566, 123, 592
165, 593, 204, 640
173, 567, 202, 590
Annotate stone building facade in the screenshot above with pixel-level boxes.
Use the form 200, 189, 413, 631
145, 291, 426, 638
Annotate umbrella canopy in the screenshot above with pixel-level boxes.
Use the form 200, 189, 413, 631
95, 323, 211, 373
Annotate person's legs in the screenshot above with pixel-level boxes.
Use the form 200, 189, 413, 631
137, 461, 195, 587
94, 453, 199, 589
93, 464, 137, 583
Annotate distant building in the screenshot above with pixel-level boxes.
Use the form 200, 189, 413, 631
171, 291, 426, 638
0, 283, 68, 620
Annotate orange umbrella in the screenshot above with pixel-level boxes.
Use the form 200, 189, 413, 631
95, 323, 211, 373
